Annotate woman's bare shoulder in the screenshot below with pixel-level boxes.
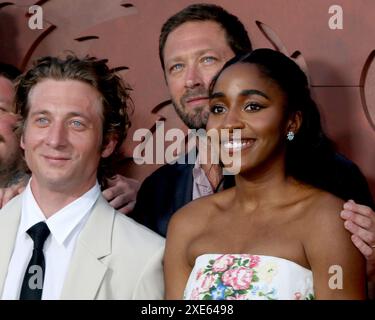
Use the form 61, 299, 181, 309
302, 189, 344, 224
300, 189, 366, 299
167, 189, 234, 237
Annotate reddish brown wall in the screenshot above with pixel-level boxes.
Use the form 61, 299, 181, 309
1, 0, 374, 198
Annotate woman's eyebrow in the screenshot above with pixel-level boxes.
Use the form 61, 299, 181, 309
240, 89, 270, 100
210, 92, 225, 99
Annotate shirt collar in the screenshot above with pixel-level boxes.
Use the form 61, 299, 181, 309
192, 156, 204, 179
20, 180, 101, 246
192, 156, 213, 188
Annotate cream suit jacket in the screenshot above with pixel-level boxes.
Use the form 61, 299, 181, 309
0, 194, 165, 299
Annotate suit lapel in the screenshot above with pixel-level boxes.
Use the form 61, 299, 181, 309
60, 195, 114, 299
173, 150, 195, 212
173, 163, 194, 213
0, 196, 22, 294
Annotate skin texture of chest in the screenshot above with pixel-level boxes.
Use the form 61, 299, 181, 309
187, 202, 311, 269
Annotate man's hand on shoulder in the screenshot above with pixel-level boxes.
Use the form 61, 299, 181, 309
0, 180, 27, 209
102, 174, 141, 215
340, 200, 375, 281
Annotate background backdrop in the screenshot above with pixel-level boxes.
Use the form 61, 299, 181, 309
1, 0, 374, 199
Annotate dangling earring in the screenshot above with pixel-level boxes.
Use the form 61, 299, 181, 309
287, 131, 294, 141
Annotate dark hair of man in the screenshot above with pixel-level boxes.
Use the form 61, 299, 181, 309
0, 62, 21, 81
209, 48, 356, 200
14, 55, 132, 188
159, 3, 252, 71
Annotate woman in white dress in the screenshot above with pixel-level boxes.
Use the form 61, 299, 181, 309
164, 48, 366, 300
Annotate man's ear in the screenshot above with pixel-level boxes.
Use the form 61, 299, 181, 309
286, 111, 302, 134
101, 135, 118, 158
20, 134, 25, 151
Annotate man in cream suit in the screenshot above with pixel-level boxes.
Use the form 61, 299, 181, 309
0, 55, 164, 300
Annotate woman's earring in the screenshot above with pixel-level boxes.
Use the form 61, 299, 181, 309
287, 131, 295, 141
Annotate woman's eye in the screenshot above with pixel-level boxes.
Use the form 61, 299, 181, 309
210, 104, 226, 114
244, 103, 264, 112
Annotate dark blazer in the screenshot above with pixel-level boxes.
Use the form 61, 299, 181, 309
130, 153, 374, 237
130, 162, 194, 237
321, 153, 374, 209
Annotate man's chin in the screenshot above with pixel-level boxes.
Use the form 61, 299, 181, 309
173, 104, 209, 129
188, 110, 209, 129
35, 177, 74, 192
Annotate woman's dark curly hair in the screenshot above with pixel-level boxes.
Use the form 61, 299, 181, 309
14, 54, 132, 188
209, 48, 345, 194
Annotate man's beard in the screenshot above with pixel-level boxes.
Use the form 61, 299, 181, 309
0, 136, 22, 184
0, 158, 18, 176
172, 87, 210, 130
172, 102, 209, 130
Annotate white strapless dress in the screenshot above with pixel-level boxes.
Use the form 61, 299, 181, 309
183, 254, 314, 300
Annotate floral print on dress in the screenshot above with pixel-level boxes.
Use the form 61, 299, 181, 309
183, 254, 315, 300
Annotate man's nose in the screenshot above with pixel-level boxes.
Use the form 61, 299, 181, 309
184, 65, 203, 89
46, 122, 68, 148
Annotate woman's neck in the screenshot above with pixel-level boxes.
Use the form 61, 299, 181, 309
233, 155, 297, 210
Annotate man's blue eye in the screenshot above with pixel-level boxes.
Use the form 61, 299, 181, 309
170, 64, 184, 73
202, 56, 217, 64
36, 118, 49, 125
71, 120, 83, 127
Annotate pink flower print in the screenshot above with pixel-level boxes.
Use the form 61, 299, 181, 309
294, 292, 302, 300
212, 255, 235, 272
222, 267, 253, 290
191, 288, 200, 300
201, 274, 216, 291
250, 255, 260, 268
235, 293, 249, 300
196, 268, 203, 280
227, 293, 248, 300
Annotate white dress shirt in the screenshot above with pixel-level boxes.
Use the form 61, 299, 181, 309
1, 180, 100, 300
192, 157, 214, 200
